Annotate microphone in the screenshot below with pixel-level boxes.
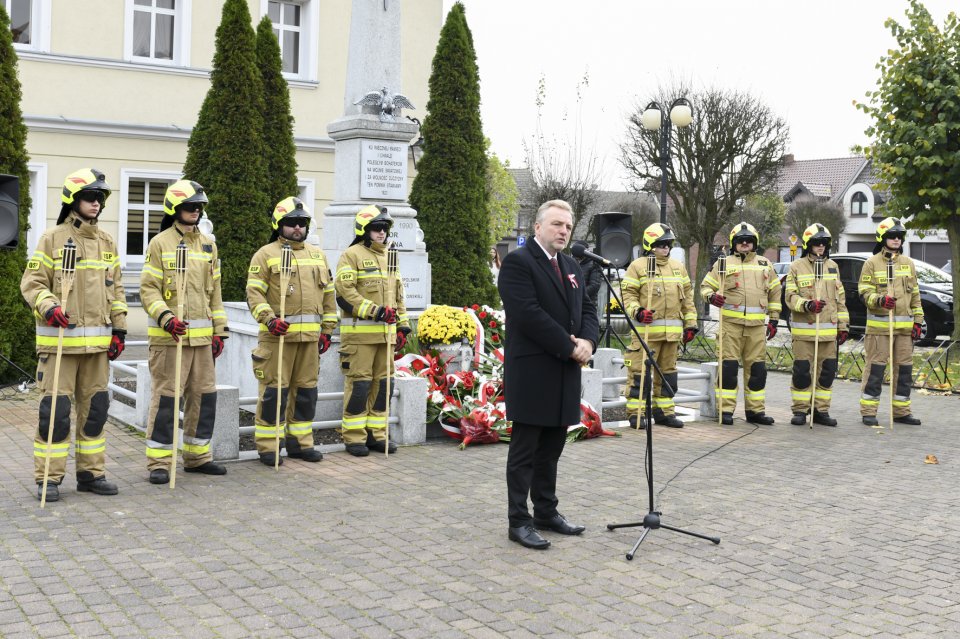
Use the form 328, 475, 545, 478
570, 242, 612, 267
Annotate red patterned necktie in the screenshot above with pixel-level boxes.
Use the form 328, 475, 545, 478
551, 257, 563, 284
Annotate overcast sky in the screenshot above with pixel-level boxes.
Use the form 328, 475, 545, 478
440, 0, 957, 189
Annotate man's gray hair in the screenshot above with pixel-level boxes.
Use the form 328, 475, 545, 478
535, 199, 574, 224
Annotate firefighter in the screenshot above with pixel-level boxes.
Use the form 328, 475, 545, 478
334, 205, 411, 456
140, 180, 228, 484
785, 223, 850, 426
20, 168, 126, 501
246, 197, 337, 466
621, 223, 698, 429
700, 222, 781, 425
857, 217, 923, 426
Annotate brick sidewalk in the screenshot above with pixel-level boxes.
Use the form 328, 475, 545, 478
1, 371, 958, 638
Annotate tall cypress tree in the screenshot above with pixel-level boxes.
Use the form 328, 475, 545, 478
410, 2, 496, 306
0, 5, 37, 383
256, 16, 299, 208
183, 0, 269, 300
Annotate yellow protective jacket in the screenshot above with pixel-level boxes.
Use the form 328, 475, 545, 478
785, 254, 849, 341
621, 255, 696, 342
21, 212, 127, 354
858, 250, 923, 336
334, 241, 409, 345
140, 222, 227, 346
700, 251, 781, 326
246, 238, 338, 342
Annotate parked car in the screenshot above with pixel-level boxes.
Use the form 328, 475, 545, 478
779, 253, 953, 345
943, 260, 952, 274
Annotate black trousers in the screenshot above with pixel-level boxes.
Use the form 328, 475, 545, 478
506, 421, 568, 527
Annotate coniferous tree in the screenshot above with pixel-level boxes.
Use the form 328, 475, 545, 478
256, 16, 299, 209
410, 2, 496, 306
183, 0, 269, 300
0, 5, 37, 383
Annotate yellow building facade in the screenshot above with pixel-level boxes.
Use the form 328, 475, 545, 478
11, 0, 440, 272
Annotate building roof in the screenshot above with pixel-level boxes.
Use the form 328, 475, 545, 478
775, 155, 870, 204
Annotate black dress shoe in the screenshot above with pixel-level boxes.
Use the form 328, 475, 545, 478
656, 415, 684, 428
894, 414, 921, 425
288, 448, 323, 462
745, 411, 775, 425
77, 476, 118, 495
813, 410, 838, 427
790, 412, 807, 426
862, 415, 879, 426
721, 412, 734, 425
149, 469, 169, 485
534, 514, 586, 536
508, 525, 550, 549
185, 461, 228, 474
259, 452, 283, 467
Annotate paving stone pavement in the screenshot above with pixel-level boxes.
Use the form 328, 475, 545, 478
1, 371, 958, 638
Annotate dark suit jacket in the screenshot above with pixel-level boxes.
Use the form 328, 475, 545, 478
497, 238, 600, 427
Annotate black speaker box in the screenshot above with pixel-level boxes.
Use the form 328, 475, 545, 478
593, 211, 633, 268
0, 174, 20, 250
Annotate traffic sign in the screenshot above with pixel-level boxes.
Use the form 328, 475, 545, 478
517, 236, 526, 247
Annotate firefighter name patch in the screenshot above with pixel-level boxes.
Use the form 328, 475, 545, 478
361, 259, 376, 268
339, 272, 355, 281
27, 260, 40, 270
249, 265, 261, 273
102, 251, 114, 262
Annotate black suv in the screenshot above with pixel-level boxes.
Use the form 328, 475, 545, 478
779, 252, 954, 344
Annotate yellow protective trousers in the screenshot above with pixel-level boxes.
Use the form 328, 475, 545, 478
339, 342, 393, 446
251, 341, 319, 455
145, 344, 217, 471
790, 339, 838, 414
34, 352, 109, 484
860, 334, 914, 418
624, 339, 680, 422
717, 323, 767, 415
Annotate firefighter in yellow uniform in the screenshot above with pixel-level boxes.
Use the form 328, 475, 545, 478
20, 168, 126, 501
140, 180, 228, 484
621, 223, 698, 429
701, 222, 781, 425
334, 205, 411, 456
784, 223, 850, 426
246, 197, 338, 466
857, 217, 923, 426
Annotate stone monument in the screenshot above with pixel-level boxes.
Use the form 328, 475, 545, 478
322, 0, 431, 311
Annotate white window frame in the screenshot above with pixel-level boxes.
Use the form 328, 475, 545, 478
25, 162, 47, 253
260, 0, 318, 82
118, 169, 180, 268
6, 0, 50, 53
843, 183, 874, 218
123, 0, 192, 67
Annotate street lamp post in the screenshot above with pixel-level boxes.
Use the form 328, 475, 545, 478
641, 98, 693, 224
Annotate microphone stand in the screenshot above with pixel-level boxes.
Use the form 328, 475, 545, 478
602, 267, 721, 559
597, 265, 627, 349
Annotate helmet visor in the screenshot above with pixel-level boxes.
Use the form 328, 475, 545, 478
279, 216, 310, 229
76, 190, 106, 205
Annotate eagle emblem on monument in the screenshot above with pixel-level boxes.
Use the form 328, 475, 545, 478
354, 87, 416, 122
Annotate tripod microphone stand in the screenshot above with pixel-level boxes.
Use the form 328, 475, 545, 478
600, 267, 721, 559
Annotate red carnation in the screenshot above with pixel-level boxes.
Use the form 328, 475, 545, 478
478, 311, 487, 319
489, 321, 497, 328
472, 304, 480, 311
491, 333, 500, 342
411, 359, 426, 371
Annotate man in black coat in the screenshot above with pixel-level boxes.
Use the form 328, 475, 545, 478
497, 200, 600, 550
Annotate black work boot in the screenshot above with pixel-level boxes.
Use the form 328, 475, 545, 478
894, 414, 921, 425
366, 431, 397, 453
288, 448, 323, 462
184, 461, 228, 475
345, 443, 370, 457
790, 412, 807, 426
259, 452, 283, 467
813, 410, 838, 427
36, 482, 60, 502
657, 414, 684, 428
149, 469, 169, 484
721, 412, 734, 426
862, 415, 879, 426
745, 411, 775, 425
628, 415, 647, 430
77, 472, 118, 495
